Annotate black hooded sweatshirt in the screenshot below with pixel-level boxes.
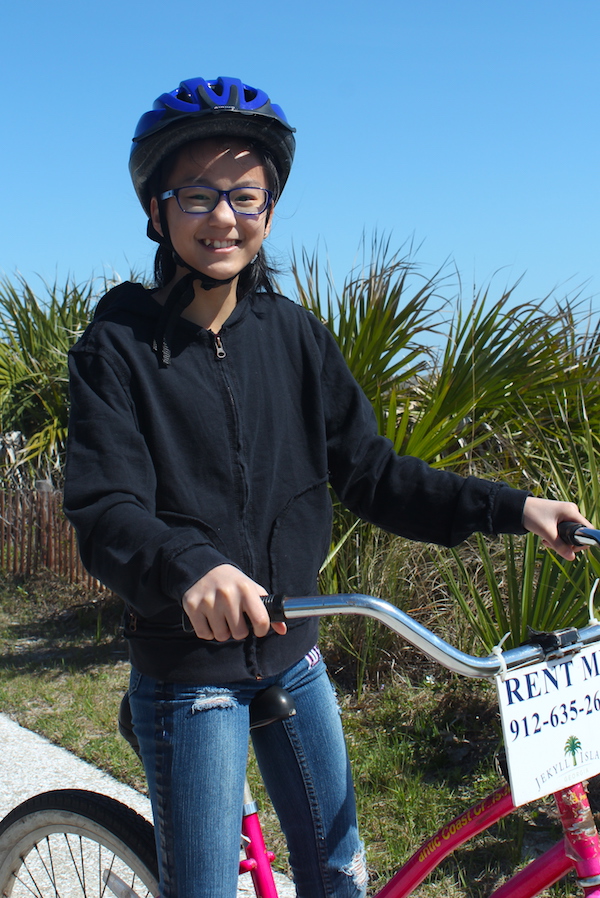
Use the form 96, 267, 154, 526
64, 283, 529, 683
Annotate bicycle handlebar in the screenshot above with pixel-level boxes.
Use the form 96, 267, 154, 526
264, 593, 600, 679
263, 523, 600, 680
557, 521, 600, 547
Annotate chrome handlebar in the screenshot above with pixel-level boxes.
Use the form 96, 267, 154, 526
263, 523, 600, 680
264, 593, 600, 679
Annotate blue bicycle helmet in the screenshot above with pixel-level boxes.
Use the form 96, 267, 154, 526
130, 76, 296, 213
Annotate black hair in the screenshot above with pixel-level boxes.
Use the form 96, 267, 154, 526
150, 140, 281, 298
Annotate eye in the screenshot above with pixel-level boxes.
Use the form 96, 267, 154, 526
183, 187, 212, 201
237, 190, 260, 202
230, 188, 268, 213
176, 186, 218, 212
187, 188, 212, 201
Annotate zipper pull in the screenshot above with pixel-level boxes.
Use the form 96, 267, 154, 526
213, 333, 227, 359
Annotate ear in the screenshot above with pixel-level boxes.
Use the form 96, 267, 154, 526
150, 197, 164, 239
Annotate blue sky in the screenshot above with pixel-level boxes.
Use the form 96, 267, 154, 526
1, 0, 598, 309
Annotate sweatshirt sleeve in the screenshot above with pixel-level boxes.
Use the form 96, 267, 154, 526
315, 324, 529, 547
64, 346, 232, 616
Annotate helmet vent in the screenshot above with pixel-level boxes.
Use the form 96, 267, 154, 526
176, 87, 194, 103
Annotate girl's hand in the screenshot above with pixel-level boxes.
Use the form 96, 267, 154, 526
182, 564, 287, 641
523, 497, 593, 561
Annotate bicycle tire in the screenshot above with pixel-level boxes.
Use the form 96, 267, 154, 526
0, 789, 158, 898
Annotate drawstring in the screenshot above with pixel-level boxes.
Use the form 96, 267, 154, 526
152, 273, 197, 367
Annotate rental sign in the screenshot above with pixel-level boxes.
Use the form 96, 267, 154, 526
496, 643, 600, 806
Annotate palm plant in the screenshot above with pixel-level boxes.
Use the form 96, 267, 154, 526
292, 235, 442, 404
431, 384, 600, 653
392, 287, 588, 475
432, 532, 597, 651
0, 275, 97, 483
294, 237, 592, 475
524, 293, 600, 438
510, 389, 600, 517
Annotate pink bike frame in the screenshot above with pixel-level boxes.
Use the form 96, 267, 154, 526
239, 800, 280, 898
238, 778, 600, 897
376, 781, 600, 898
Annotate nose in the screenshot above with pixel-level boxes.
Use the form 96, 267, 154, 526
208, 194, 237, 226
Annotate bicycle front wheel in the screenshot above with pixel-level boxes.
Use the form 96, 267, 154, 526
0, 789, 158, 898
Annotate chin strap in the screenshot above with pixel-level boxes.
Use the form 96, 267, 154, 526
147, 217, 238, 292
171, 247, 237, 292
151, 265, 248, 369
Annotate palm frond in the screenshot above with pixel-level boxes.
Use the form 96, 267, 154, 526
0, 274, 97, 481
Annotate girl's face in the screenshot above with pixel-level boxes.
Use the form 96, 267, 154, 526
150, 139, 273, 285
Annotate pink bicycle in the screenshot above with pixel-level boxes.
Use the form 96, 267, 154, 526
0, 522, 599, 898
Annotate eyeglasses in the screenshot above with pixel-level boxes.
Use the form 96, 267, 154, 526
160, 185, 272, 216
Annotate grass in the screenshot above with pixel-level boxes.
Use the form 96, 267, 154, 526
0, 571, 597, 897
0, 571, 143, 790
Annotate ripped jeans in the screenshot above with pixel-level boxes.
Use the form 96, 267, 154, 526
128, 651, 367, 898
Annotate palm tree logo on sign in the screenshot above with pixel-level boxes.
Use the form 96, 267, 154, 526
564, 736, 582, 767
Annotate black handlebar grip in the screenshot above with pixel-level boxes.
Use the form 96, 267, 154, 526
262, 594, 287, 622
558, 521, 586, 546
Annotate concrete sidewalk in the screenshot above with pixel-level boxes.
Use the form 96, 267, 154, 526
0, 713, 295, 897
0, 712, 151, 820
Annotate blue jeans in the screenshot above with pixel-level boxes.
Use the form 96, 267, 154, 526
128, 650, 367, 898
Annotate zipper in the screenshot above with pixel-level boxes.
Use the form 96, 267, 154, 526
206, 327, 256, 609
212, 332, 227, 359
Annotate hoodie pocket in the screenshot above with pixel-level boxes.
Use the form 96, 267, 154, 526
268, 479, 333, 594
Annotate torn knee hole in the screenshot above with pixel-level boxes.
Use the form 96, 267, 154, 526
190, 688, 238, 714
341, 846, 368, 889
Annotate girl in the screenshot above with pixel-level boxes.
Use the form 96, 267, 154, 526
64, 76, 590, 898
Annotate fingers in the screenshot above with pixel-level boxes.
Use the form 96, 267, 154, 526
522, 497, 594, 561
182, 565, 286, 641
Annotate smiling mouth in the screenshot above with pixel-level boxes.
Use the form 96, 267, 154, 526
202, 239, 239, 248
